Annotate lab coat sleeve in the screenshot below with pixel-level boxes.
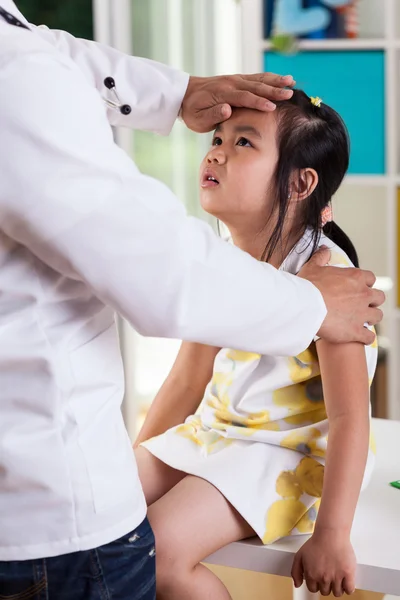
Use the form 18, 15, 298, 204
32, 25, 189, 134
0, 51, 326, 357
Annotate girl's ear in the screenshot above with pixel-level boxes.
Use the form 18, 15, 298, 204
289, 168, 319, 202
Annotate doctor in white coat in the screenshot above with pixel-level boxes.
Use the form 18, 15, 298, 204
0, 2, 384, 598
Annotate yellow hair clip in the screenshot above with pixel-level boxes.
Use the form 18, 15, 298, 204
310, 96, 322, 108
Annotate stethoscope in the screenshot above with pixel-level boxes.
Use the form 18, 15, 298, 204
102, 77, 132, 115
0, 6, 132, 117
0, 6, 30, 29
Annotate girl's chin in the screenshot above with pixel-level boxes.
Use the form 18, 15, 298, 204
200, 196, 226, 218
199, 201, 220, 219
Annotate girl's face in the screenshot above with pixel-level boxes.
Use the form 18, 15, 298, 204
199, 109, 279, 233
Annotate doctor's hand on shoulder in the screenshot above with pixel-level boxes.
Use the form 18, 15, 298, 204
299, 247, 384, 346
180, 72, 295, 132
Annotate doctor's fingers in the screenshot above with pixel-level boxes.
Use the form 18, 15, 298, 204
368, 287, 385, 308
181, 74, 295, 132
239, 72, 296, 98
214, 81, 294, 113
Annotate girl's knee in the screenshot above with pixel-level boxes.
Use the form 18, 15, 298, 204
152, 518, 194, 573
155, 537, 191, 595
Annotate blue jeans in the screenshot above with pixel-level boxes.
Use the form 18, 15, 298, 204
0, 518, 155, 599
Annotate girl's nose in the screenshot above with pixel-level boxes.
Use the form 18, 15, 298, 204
206, 146, 227, 165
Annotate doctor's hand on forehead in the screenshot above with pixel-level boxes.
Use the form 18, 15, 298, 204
180, 72, 295, 133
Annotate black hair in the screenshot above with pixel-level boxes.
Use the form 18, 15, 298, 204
261, 89, 359, 268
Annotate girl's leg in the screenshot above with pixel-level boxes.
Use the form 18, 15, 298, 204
134, 446, 186, 506
148, 475, 255, 600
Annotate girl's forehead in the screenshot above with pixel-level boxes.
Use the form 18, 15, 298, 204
220, 108, 278, 137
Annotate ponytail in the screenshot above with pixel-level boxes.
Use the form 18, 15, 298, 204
322, 221, 359, 268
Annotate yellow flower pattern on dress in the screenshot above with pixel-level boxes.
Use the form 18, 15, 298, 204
207, 371, 233, 407
288, 347, 320, 384
295, 457, 324, 497
206, 351, 281, 434
280, 427, 326, 459
263, 458, 324, 543
274, 384, 324, 416
263, 498, 308, 544
205, 369, 234, 422
175, 416, 232, 455
142, 232, 378, 547
276, 470, 302, 500
284, 405, 327, 427
226, 350, 261, 362
330, 250, 352, 267
211, 410, 280, 435
296, 500, 321, 534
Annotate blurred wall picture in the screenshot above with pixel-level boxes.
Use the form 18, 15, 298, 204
266, 0, 359, 42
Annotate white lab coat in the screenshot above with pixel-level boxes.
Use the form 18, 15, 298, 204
0, 0, 326, 560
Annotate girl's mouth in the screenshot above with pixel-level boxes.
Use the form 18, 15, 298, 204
201, 169, 220, 188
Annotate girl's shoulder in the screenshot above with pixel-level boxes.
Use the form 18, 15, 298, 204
280, 229, 354, 276
320, 233, 355, 269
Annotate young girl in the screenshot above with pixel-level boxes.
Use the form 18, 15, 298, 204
134, 90, 377, 599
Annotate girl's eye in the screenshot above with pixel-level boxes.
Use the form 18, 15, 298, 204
237, 137, 253, 147
212, 136, 222, 146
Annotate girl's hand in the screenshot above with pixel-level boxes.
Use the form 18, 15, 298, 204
291, 530, 356, 597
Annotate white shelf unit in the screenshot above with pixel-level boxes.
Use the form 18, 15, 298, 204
262, 38, 389, 50
241, 0, 399, 420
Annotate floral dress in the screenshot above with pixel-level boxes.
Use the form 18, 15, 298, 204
142, 230, 378, 544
